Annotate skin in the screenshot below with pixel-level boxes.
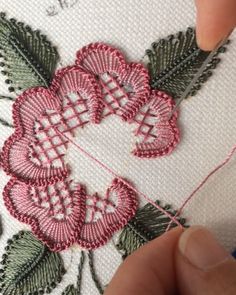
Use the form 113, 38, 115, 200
195, 0, 236, 50
105, 227, 236, 295
104, 1, 236, 293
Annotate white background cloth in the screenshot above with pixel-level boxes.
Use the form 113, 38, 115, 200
0, 0, 236, 294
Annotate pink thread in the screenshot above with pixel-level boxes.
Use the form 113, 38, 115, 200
4, 177, 138, 251
166, 144, 236, 231
55, 127, 183, 228
76, 43, 151, 121
77, 178, 138, 249
0, 43, 181, 251
132, 90, 180, 158
4, 178, 85, 251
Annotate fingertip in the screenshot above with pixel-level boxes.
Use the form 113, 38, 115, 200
176, 226, 236, 295
196, 25, 232, 51
195, 0, 236, 51
178, 226, 230, 270
105, 227, 183, 295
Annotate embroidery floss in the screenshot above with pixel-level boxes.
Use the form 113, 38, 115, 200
167, 144, 236, 231
0, 231, 65, 295
0, 13, 230, 254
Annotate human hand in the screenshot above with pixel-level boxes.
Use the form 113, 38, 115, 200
105, 226, 236, 295
195, 0, 236, 50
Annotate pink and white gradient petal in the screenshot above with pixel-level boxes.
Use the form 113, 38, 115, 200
76, 43, 150, 121
3, 178, 85, 251
77, 178, 138, 249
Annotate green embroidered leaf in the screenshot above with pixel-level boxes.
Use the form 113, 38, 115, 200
0, 12, 59, 92
0, 231, 65, 295
146, 27, 228, 99
62, 285, 77, 295
62, 251, 85, 295
116, 201, 186, 258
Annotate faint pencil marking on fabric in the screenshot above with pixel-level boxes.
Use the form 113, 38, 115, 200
46, 0, 79, 16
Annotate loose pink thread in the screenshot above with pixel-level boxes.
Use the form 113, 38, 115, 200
54, 127, 183, 228
166, 144, 236, 231
58, 125, 236, 231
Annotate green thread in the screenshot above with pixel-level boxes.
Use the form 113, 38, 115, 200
62, 285, 77, 295
0, 12, 59, 92
0, 231, 65, 295
88, 251, 104, 295
116, 201, 187, 258
8, 35, 49, 87
62, 251, 85, 295
0, 95, 14, 101
0, 96, 14, 128
76, 251, 85, 294
0, 117, 13, 128
146, 27, 228, 99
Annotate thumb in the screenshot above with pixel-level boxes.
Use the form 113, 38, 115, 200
176, 226, 236, 295
104, 227, 182, 295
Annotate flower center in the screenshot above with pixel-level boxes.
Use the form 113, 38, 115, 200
66, 115, 134, 194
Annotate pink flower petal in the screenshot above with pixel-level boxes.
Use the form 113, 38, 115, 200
1, 44, 181, 251
1, 67, 102, 186
77, 178, 138, 249
131, 90, 180, 158
3, 178, 85, 251
51, 65, 103, 124
76, 43, 150, 121
1, 87, 68, 186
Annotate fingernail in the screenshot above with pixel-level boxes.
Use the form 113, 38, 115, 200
179, 226, 231, 270
196, 29, 219, 51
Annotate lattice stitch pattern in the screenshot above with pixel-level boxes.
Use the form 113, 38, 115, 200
1, 43, 180, 251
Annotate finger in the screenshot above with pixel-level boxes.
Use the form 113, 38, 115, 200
104, 227, 183, 295
176, 226, 236, 295
195, 0, 236, 50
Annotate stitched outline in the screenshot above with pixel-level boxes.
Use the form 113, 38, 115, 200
0, 43, 180, 251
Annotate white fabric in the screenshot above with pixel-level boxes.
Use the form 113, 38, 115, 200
0, 0, 236, 294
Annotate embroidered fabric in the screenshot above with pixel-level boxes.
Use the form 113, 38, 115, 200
0, 2, 235, 295
1, 43, 179, 251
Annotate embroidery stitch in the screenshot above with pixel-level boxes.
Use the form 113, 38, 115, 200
88, 251, 104, 294
4, 178, 137, 251
0, 13, 59, 91
0, 231, 65, 295
0, 42, 181, 250
0, 13, 229, 256
147, 27, 228, 99
76, 43, 151, 121
62, 251, 85, 295
116, 201, 186, 258
0, 95, 14, 128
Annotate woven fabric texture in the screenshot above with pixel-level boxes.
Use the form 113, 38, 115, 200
0, 0, 235, 294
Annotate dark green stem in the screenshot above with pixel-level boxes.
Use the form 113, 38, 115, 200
76, 251, 85, 295
88, 251, 104, 294
0, 117, 13, 128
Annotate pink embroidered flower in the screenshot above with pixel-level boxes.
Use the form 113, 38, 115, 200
4, 178, 137, 251
1, 43, 180, 251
